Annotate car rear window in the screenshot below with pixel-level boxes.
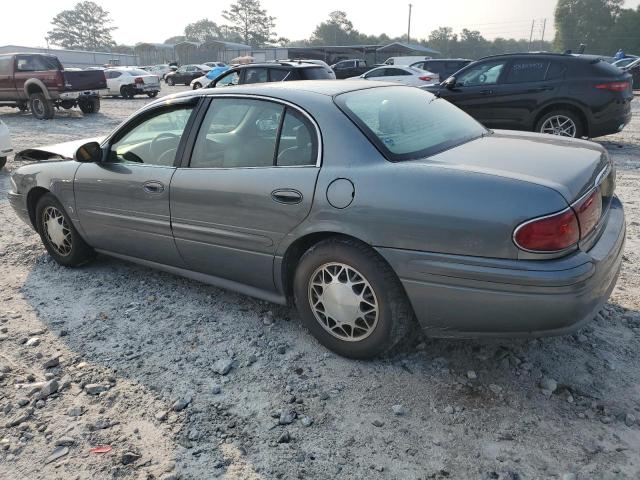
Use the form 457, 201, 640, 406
335, 86, 487, 162
300, 66, 334, 80
16, 55, 62, 72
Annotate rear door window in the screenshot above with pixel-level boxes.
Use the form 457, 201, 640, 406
269, 68, 291, 82
504, 59, 549, 83
16, 55, 61, 72
244, 68, 268, 84
300, 67, 333, 80
276, 109, 317, 166
386, 68, 411, 76
191, 98, 284, 168
546, 61, 567, 80
365, 68, 387, 79
0, 56, 12, 75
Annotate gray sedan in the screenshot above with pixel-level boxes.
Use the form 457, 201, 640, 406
8, 81, 625, 359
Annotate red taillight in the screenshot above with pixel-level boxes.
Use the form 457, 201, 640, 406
574, 189, 602, 238
595, 81, 629, 92
514, 209, 580, 252
56, 71, 65, 88
419, 76, 433, 81
134, 77, 144, 85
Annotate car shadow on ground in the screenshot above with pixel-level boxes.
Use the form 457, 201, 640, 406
19, 251, 640, 477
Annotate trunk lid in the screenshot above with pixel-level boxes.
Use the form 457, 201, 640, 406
424, 129, 611, 203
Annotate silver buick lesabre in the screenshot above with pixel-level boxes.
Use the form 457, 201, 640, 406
8, 81, 625, 359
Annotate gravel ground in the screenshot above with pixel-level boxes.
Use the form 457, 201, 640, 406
0, 87, 639, 480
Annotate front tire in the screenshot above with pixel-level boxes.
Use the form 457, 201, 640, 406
293, 237, 415, 359
0, 157, 6, 169
29, 93, 54, 120
166, 77, 175, 86
35, 193, 95, 267
535, 110, 584, 138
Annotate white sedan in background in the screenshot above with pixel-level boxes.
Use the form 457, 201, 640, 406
352, 65, 440, 86
0, 118, 12, 169
104, 68, 161, 99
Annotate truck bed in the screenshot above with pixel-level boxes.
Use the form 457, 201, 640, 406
63, 70, 106, 91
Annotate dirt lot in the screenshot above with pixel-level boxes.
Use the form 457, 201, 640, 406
0, 87, 639, 480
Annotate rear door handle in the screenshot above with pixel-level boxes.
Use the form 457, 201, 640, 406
480, 89, 493, 95
143, 181, 165, 194
271, 189, 302, 204
530, 86, 554, 92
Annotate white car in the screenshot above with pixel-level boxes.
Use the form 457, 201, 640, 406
146, 64, 174, 80
104, 68, 161, 99
352, 65, 440, 86
0, 118, 12, 169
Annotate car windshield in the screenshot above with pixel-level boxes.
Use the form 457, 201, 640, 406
335, 86, 487, 161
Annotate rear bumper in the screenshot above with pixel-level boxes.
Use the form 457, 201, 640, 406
58, 90, 107, 100
376, 196, 626, 338
588, 99, 633, 138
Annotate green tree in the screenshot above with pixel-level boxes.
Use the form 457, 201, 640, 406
428, 27, 458, 57
47, 1, 116, 51
222, 0, 276, 47
164, 36, 186, 45
185, 19, 222, 43
554, 0, 623, 54
311, 11, 361, 45
606, 7, 640, 54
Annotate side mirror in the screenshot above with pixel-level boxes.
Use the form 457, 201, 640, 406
75, 141, 102, 163
443, 76, 456, 89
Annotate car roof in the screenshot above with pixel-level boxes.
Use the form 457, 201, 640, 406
162, 79, 398, 102
235, 61, 325, 69
474, 52, 591, 62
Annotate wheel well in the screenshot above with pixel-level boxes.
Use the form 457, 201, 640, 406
280, 232, 375, 303
534, 103, 589, 136
26, 84, 43, 97
26, 187, 49, 230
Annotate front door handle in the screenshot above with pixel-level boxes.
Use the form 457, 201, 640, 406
143, 181, 165, 194
271, 189, 302, 204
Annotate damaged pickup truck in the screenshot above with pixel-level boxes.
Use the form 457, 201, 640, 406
0, 53, 107, 119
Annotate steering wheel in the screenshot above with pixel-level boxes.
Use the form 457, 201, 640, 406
150, 132, 180, 157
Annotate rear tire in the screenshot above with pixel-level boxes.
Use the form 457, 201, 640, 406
147, 91, 158, 98
35, 193, 95, 267
79, 97, 100, 114
192, 82, 202, 90
0, 157, 6, 169
535, 110, 584, 138
166, 77, 175, 86
120, 86, 134, 99
29, 93, 54, 120
293, 237, 415, 359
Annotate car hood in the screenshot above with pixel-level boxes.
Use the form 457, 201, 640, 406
422, 130, 609, 203
14, 137, 104, 162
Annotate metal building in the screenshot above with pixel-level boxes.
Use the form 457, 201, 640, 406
0, 45, 138, 68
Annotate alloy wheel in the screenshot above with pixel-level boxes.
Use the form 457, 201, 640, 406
308, 262, 379, 342
42, 206, 72, 256
540, 115, 577, 137
32, 98, 44, 117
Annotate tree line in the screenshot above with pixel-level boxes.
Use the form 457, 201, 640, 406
46, 1, 639, 58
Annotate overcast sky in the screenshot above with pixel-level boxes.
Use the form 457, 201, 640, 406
2, 0, 639, 48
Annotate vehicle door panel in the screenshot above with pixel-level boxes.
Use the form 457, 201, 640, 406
438, 59, 508, 126
74, 101, 197, 266
170, 97, 321, 291
0, 56, 16, 100
486, 59, 557, 130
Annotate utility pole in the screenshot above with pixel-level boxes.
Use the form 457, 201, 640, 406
540, 18, 547, 50
528, 19, 535, 52
407, 4, 413, 44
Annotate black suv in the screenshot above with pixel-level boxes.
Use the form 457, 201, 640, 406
410, 59, 471, 80
206, 61, 334, 88
423, 53, 633, 138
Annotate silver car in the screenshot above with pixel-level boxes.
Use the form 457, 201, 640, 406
8, 82, 625, 359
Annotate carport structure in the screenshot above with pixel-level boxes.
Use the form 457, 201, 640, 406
284, 42, 440, 65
